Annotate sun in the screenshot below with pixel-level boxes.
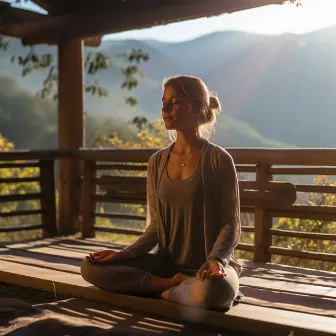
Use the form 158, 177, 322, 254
270, 0, 336, 35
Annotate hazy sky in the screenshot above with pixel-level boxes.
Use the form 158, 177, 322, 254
18, 0, 336, 42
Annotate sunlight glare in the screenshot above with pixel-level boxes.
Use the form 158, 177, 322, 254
237, 0, 336, 35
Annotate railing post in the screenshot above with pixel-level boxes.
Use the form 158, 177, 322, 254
81, 160, 96, 238
39, 159, 58, 237
254, 163, 273, 262
58, 38, 84, 235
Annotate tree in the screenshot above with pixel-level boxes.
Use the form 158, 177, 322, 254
0, 1, 149, 106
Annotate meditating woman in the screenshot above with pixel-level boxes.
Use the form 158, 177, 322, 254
81, 75, 241, 310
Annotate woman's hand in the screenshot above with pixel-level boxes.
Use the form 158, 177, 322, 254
86, 250, 131, 265
196, 258, 227, 280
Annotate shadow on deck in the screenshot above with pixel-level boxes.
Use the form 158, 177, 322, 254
0, 238, 335, 336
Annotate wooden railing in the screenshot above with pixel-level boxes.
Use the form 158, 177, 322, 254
79, 148, 336, 265
0, 150, 69, 238
0, 148, 335, 267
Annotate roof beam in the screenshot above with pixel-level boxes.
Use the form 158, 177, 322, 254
31, 0, 57, 14
4, 0, 285, 46
0, 1, 48, 39
0, 2, 102, 46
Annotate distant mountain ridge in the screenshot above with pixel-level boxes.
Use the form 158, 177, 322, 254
2, 26, 336, 148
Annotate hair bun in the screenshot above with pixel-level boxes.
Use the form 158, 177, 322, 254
209, 95, 221, 115
204, 95, 221, 124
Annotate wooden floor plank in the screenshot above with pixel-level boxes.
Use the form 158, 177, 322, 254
240, 276, 336, 299
240, 286, 336, 318
2, 247, 335, 300
33, 298, 223, 335
0, 260, 335, 336
0, 248, 80, 274
8, 246, 86, 260
241, 259, 336, 277
241, 268, 336, 288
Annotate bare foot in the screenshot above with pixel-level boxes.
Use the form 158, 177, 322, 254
171, 272, 194, 287
160, 273, 194, 300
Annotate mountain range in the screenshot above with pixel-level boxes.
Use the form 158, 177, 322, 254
2, 26, 336, 148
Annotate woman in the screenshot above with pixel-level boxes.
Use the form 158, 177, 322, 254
81, 75, 241, 310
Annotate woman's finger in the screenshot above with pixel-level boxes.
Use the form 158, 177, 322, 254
196, 264, 206, 279
92, 252, 101, 259
90, 253, 96, 261
201, 269, 208, 281
94, 259, 107, 264
86, 255, 96, 263
210, 272, 225, 279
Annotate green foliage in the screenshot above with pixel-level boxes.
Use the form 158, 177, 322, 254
9, 46, 149, 103
96, 117, 168, 149
0, 36, 8, 51
1, 1, 149, 104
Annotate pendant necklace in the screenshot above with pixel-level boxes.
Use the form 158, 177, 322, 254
181, 152, 191, 167
180, 140, 203, 167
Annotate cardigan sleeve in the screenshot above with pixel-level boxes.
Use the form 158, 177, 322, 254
123, 157, 158, 258
208, 151, 241, 266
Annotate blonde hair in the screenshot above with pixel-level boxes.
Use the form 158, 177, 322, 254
162, 75, 221, 140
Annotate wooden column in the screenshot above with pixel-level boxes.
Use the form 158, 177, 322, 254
58, 38, 84, 235
39, 159, 57, 237
81, 160, 96, 238
254, 163, 273, 262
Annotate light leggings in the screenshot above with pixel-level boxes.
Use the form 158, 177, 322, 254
81, 253, 239, 310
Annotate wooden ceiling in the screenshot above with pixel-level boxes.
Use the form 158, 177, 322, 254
1, 0, 289, 45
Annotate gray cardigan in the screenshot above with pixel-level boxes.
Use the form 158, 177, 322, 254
124, 140, 242, 275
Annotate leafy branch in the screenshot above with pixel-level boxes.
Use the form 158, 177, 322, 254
0, 1, 149, 105
8, 45, 149, 103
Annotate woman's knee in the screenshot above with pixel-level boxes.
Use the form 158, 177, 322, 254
205, 278, 237, 309
194, 269, 239, 309
81, 259, 96, 284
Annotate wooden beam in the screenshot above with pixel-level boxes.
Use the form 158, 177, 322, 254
4, 0, 285, 45
0, 1, 48, 40
31, 0, 57, 14
0, 1, 47, 22
0, 2, 101, 46
57, 38, 84, 235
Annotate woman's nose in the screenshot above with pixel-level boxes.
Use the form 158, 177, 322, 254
162, 104, 172, 114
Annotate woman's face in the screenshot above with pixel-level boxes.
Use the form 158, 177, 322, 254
161, 85, 198, 132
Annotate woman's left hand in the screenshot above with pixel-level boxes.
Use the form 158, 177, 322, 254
196, 258, 227, 281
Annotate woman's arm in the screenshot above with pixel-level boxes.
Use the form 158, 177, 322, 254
208, 152, 241, 265
122, 158, 158, 258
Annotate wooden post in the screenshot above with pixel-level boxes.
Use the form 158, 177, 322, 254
81, 160, 96, 238
58, 38, 84, 235
254, 163, 273, 262
39, 160, 57, 237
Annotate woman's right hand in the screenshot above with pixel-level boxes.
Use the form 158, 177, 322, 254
86, 249, 131, 264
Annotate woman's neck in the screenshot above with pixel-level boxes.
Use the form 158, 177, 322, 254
174, 131, 203, 154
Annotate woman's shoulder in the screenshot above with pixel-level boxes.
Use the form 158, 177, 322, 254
147, 144, 171, 169
207, 142, 234, 165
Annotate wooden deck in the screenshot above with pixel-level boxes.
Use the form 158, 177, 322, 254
0, 238, 335, 336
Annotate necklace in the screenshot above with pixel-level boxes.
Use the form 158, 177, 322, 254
180, 141, 203, 167
180, 150, 192, 167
